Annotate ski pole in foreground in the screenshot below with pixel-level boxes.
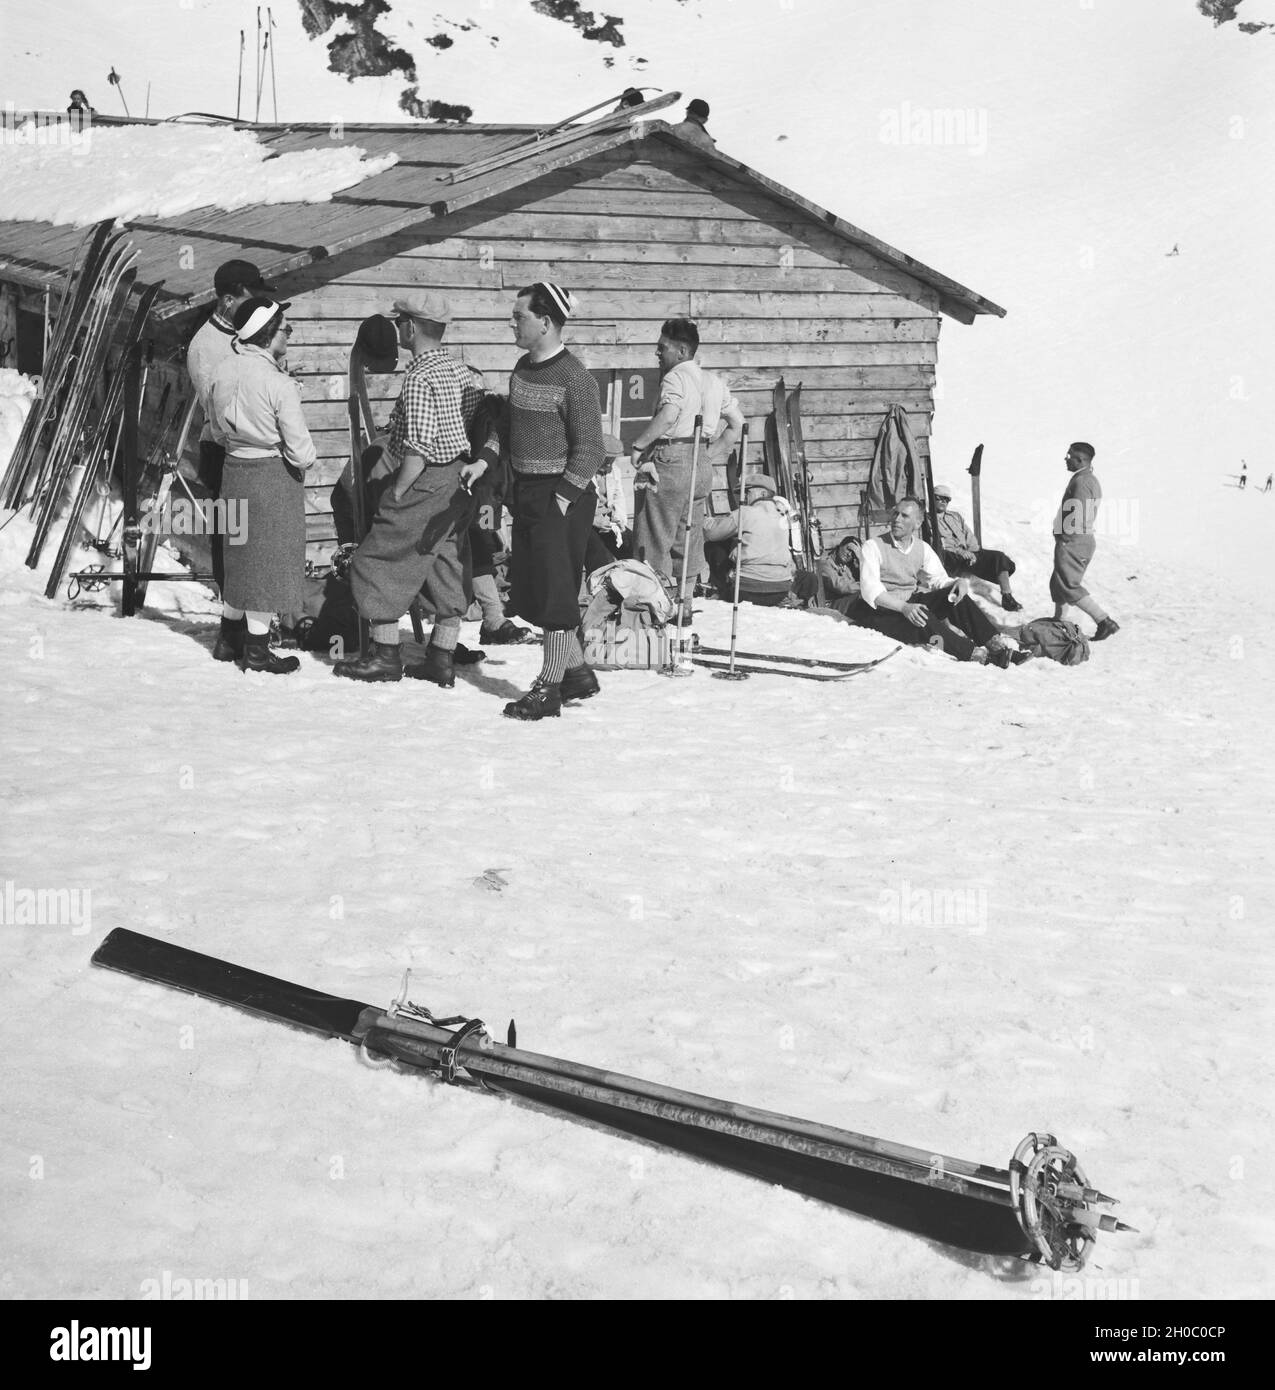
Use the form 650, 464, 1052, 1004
712, 421, 749, 682
661, 413, 703, 678
91, 928, 1134, 1271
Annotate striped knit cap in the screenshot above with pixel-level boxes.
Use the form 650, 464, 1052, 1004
536, 282, 576, 321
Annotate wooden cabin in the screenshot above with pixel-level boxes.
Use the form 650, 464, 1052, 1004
0, 113, 1004, 561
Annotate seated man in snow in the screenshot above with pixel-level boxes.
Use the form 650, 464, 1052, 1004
813, 534, 862, 615
701, 474, 795, 605
849, 498, 1019, 666
933, 483, 1022, 612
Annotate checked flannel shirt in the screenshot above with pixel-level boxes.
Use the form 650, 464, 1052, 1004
385, 349, 480, 466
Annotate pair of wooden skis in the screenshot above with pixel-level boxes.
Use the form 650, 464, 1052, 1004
91, 928, 1132, 1272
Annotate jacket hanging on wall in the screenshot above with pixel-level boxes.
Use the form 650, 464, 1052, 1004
866, 404, 924, 513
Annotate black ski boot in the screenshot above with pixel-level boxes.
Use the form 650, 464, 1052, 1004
452, 642, 486, 666
213, 615, 246, 663
405, 644, 455, 688
561, 664, 600, 701
238, 633, 301, 675
502, 679, 562, 720
333, 642, 402, 682
480, 619, 536, 645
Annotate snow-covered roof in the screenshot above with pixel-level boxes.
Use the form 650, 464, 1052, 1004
0, 116, 1005, 324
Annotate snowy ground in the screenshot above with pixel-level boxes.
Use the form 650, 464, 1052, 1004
2, 365, 1271, 1301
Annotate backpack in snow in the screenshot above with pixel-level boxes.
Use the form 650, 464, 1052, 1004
1017, 617, 1091, 666
580, 559, 676, 670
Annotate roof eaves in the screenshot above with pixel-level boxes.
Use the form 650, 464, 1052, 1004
645, 125, 1006, 321
152, 123, 649, 320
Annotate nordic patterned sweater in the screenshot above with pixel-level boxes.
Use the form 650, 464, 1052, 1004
505, 348, 604, 503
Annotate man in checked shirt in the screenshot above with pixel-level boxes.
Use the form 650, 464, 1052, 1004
334, 294, 487, 686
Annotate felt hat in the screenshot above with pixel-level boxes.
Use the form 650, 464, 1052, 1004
743, 473, 777, 497
392, 293, 453, 325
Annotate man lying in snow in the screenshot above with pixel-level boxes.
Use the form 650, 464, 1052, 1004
848, 497, 1026, 666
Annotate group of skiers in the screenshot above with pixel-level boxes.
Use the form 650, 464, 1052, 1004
710, 445, 1118, 665
186, 262, 750, 716
184, 256, 1119, 699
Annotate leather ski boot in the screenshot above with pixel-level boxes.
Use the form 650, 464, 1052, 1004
238, 633, 301, 675
404, 643, 455, 688
502, 679, 562, 721
480, 619, 536, 645
212, 615, 246, 663
333, 642, 402, 682
560, 664, 600, 702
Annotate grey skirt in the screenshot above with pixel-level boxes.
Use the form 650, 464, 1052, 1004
220, 454, 306, 613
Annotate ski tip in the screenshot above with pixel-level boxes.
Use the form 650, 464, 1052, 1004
507, 1018, 517, 1049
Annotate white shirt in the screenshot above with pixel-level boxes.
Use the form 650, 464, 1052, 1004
186, 312, 237, 444
658, 360, 737, 439
206, 344, 317, 470
858, 532, 949, 609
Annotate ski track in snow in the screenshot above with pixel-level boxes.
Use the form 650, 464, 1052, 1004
2, 442, 1274, 1299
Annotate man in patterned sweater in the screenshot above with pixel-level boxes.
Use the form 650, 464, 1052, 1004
333, 293, 487, 687
490, 282, 605, 720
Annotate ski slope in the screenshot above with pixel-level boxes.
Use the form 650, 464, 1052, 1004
1, 370, 1272, 1300
2, 0, 1273, 1305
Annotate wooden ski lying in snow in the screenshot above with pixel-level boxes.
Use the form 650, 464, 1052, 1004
692, 646, 902, 681
91, 928, 1132, 1270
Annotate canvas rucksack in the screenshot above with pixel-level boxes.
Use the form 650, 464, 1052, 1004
580, 559, 676, 670
1017, 617, 1091, 666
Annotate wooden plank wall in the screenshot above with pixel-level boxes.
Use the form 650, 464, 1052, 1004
155, 143, 942, 556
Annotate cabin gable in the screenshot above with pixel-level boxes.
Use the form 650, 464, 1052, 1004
270, 139, 942, 547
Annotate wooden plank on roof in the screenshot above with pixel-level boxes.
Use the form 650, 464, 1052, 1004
442, 91, 679, 185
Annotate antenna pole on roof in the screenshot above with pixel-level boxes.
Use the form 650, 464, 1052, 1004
255, 8, 263, 123
236, 30, 245, 122
268, 8, 278, 123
